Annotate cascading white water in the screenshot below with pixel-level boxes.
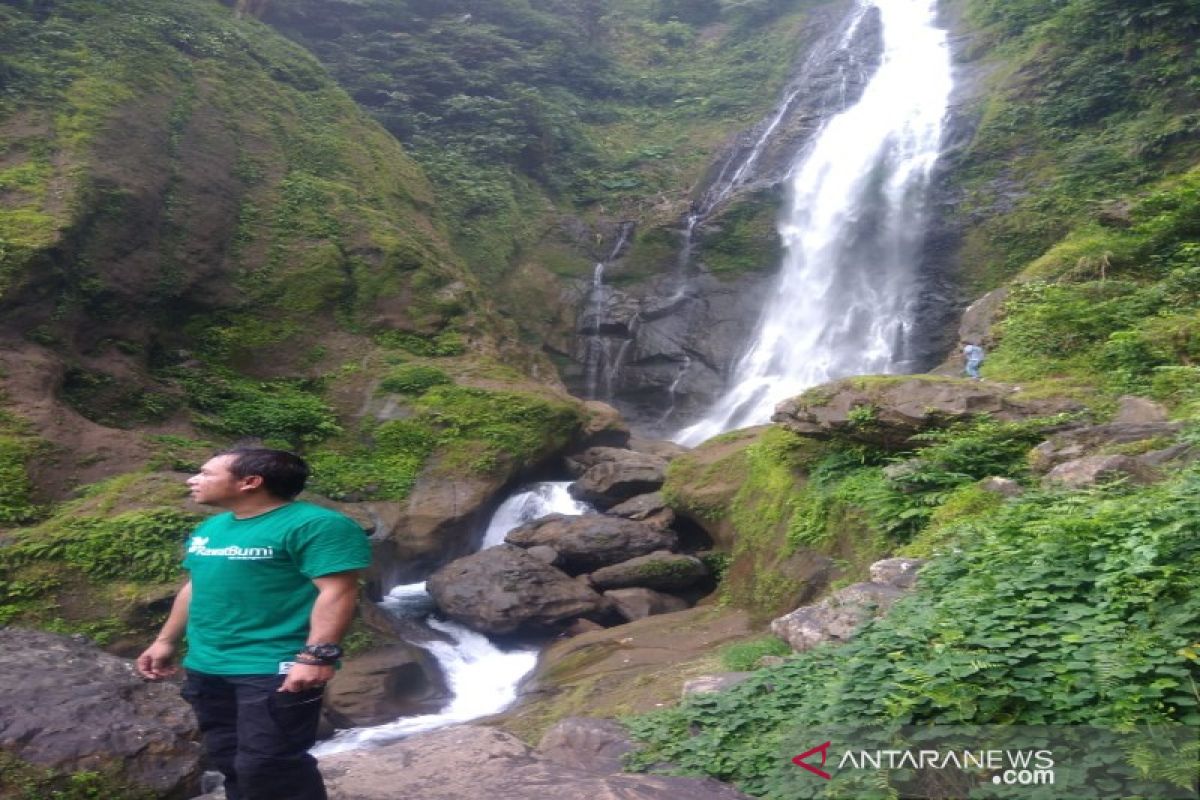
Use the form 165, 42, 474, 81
480, 481, 590, 549
676, 0, 952, 446
313, 483, 590, 755
313, 586, 539, 755
581, 224, 635, 399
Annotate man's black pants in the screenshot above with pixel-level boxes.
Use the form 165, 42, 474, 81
182, 671, 327, 800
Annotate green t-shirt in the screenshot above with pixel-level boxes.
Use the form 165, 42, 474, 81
182, 501, 372, 675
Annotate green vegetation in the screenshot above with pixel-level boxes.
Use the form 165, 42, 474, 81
0, 751, 155, 800
310, 382, 580, 501
0, 473, 196, 633
695, 189, 784, 277
982, 169, 1200, 409
952, 0, 1200, 290
627, 463, 1200, 797
0, 407, 46, 527
165, 367, 341, 447
378, 364, 453, 395
719, 636, 791, 671
263, 0, 815, 280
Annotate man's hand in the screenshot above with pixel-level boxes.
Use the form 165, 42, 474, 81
280, 661, 334, 692
136, 640, 179, 680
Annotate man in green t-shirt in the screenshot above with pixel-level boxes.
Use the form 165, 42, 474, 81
137, 448, 371, 800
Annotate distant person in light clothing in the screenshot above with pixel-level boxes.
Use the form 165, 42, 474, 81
137, 447, 371, 800
963, 342, 985, 380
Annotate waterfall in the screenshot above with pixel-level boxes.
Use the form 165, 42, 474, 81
580, 223, 635, 400
313, 482, 590, 755
676, 0, 952, 446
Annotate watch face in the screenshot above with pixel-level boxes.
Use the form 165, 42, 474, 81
307, 643, 342, 660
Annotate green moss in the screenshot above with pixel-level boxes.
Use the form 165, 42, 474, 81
718, 636, 791, 671
0, 472, 197, 634
310, 382, 581, 501
378, 364, 452, 395
0, 750, 156, 800
695, 189, 784, 278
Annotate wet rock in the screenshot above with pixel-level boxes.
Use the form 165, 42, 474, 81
426, 545, 606, 635
0, 628, 201, 797
868, 557, 925, 589
317, 724, 754, 799
681, 673, 755, 697
603, 588, 690, 622
771, 582, 906, 652
589, 552, 708, 592
1042, 455, 1156, 489
324, 645, 447, 728
626, 436, 690, 462
569, 451, 669, 508
773, 376, 1082, 449
506, 514, 678, 574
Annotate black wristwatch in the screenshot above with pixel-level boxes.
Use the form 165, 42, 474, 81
297, 643, 343, 665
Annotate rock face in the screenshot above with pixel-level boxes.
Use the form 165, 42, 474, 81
589, 552, 708, 592
771, 580, 908, 652
506, 515, 679, 573
773, 376, 1082, 448
316, 724, 753, 800
0, 628, 202, 797
426, 545, 607, 635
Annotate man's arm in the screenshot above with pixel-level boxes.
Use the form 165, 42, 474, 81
279, 570, 360, 692
136, 579, 192, 680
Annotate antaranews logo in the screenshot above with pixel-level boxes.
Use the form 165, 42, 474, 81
792, 741, 833, 780
186, 535, 275, 560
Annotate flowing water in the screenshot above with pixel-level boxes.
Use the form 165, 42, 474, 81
581, 223, 635, 399
676, 0, 952, 446
313, 482, 590, 755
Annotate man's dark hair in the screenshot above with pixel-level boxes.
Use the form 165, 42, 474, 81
219, 447, 309, 500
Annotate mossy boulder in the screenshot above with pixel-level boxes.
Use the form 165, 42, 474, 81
773, 375, 1084, 449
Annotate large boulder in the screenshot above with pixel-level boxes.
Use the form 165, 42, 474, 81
568, 450, 669, 509
0, 628, 202, 797
316, 724, 752, 799
772, 376, 1082, 449
505, 515, 678, 573
426, 545, 607, 635
771, 581, 907, 652
588, 552, 708, 592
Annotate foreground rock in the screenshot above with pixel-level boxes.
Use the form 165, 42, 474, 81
316, 724, 752, 799
0, 628, 201, 797
496, 606, 755, 742
773, 376, 1082, 448
506, 514, 678, 573
427, 544, 606, 635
